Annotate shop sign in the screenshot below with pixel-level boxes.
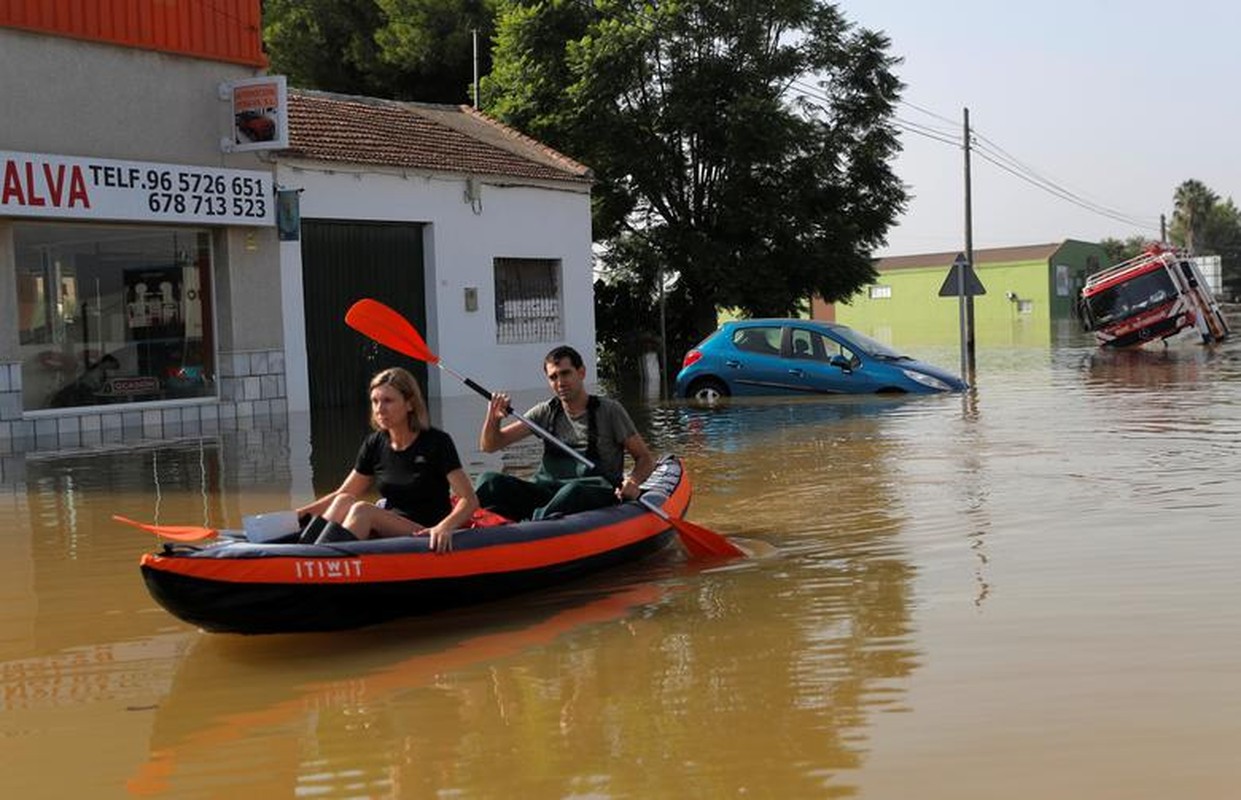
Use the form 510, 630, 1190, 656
0, 150, 274, 226
221, 75, 290, 153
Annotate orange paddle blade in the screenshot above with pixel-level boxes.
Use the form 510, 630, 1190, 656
667, 515, 746, 558
113, 515, 217, 542
345, 298, 439, 363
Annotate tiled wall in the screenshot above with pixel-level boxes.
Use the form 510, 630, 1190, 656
0, 349, 287, 455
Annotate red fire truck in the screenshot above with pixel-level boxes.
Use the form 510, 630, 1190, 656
1079, 244, 1230, 348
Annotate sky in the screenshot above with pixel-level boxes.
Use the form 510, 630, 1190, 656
835, 0, 1241, 257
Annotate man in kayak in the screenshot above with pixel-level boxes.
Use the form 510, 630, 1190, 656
475, 345, 655, 521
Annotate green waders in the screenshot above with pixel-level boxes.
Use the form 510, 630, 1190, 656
474, 452, 617, 521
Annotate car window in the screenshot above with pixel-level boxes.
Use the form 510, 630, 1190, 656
833, 326, 905, 359
798, 330, 860, 368
789, 328, 816, 359
732, 326, 782, 355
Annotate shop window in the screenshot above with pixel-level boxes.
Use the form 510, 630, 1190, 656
493, 258, 562, 344
13, 223, 215, 411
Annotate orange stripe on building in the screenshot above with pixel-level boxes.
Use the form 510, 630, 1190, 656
0, 0, 266, 67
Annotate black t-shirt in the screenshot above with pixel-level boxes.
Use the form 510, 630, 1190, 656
353, 428, 463, 527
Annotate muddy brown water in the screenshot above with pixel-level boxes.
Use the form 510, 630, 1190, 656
3, 331, 1241, 798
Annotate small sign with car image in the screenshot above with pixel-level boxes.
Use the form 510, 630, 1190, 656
223, 76, 288, 152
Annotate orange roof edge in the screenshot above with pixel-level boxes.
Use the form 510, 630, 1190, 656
0, 0, 267, 68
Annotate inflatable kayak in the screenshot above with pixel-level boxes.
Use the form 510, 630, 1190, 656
139, 456, 691, 634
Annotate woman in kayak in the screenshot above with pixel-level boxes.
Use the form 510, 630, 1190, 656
295, 367, 478, 552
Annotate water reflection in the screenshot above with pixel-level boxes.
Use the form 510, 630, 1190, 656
126, 581, 676, 797
1077, 345, 1216, 391
118, 553, 916, 797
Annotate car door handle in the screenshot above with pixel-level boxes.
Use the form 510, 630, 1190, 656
787, 368, 804, 377
725, 360, 742, 369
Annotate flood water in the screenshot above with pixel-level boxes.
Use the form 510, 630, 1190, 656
3, 325, 1241, 799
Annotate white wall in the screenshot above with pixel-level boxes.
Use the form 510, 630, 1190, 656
275, 160, 595, 412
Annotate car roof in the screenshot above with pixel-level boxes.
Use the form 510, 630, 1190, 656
720, 318, 848, 333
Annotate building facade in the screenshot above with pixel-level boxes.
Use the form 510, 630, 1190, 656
1, 3, 596, 453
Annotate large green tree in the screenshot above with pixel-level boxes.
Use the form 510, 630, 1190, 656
484, 0, 907, 371
263, 0, 493, 103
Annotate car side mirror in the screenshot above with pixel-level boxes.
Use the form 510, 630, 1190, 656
829, 354, 851, 371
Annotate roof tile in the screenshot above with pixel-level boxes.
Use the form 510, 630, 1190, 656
877, 243, 1063, 271
284, 90, 591, 184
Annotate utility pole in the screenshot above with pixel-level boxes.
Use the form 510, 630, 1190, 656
658, 266, 668, 399
472, 29, 480, 109
962, 107, 977, 379
1160, 213, 1167, 243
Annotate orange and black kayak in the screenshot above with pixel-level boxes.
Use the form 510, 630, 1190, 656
139, 456, 691, 634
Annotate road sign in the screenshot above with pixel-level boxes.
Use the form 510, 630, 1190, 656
938, 252, 987, 297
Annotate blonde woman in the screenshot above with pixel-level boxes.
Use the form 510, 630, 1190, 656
296, 367, 478, 553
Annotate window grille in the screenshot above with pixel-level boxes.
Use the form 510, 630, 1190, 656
868, 284, 892, 299
494, 258, 563, 343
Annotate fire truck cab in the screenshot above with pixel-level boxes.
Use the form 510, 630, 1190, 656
1079, 244, 1230, 348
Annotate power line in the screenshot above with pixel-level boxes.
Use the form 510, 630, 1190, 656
972, 149, 1159, 231
894, 116, 960, 147
790, 80, 1159, 234
791, 80, 960, 145
897, 98, 958, 127
970, 132, 1160, 229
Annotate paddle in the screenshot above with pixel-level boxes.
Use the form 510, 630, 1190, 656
345, 298, 745, 559
113, 514, 217, 542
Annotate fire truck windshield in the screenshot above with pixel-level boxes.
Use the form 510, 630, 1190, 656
1085, 268, 1178, 326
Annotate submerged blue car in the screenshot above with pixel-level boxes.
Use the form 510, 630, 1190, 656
675, 319, 967, 402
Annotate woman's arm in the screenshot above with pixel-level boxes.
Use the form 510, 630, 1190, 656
295, 470, 372, 519
424, 468, 481, 552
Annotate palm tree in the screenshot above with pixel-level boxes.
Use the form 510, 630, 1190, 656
1172, 179, 1218, 254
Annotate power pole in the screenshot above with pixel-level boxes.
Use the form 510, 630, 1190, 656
472, 29, 480, 109
962, 107, 977, 379
1160, 213, 1166, 243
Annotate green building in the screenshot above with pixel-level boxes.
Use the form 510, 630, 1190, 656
814, 240, 1109, 346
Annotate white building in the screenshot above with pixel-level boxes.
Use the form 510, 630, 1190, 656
275, 90, 596, 415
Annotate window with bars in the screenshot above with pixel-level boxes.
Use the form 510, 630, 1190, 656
868, 284, 892, 299
494, 258, 563, 343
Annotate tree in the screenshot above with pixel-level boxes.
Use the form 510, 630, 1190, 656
263, 0, 493, 104
1099, 235, 1149, 265
484, 0, 907, 372
1199, 198, 1241, 300
373, 0, 495, 103
1166, 180, 1241, 301
1171, 179, 1218, 255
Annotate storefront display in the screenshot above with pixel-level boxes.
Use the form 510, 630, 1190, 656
14, 223, 214, 410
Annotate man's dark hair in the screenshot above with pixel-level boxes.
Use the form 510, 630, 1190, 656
544, 345, 584, 369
